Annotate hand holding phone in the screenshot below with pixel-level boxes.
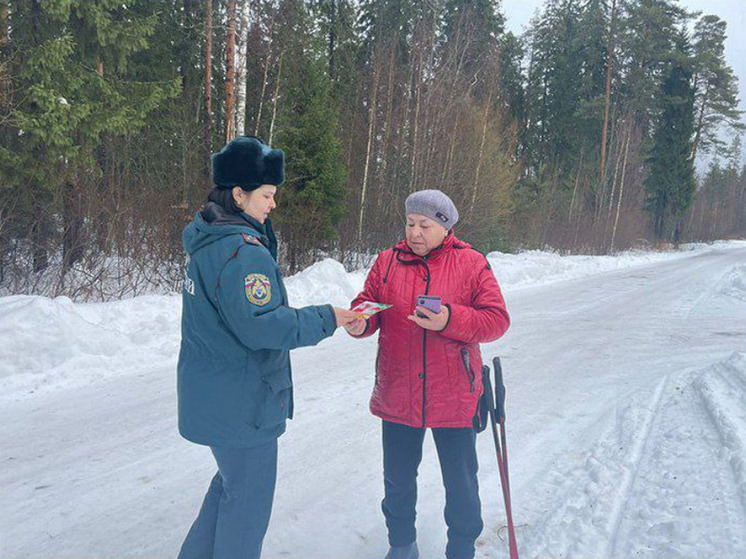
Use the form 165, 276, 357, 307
409, 295, 449, 331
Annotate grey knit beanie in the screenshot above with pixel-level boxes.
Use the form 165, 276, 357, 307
405, 189, 459, 229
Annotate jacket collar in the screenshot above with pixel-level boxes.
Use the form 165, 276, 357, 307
394, 231, 467, 263
199, 202, 278, 260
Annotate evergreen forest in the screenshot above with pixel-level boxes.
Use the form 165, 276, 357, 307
1, 0, 743, 299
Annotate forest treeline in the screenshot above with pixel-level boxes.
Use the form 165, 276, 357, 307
0, 0, 743, 300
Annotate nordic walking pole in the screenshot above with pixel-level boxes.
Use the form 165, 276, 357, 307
461, 349, 519, 559
487, 357, 519, 559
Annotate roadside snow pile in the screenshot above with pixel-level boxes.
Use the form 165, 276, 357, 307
717, 264, 746, 301
0, 261, 362, 396
0, 294, 181, 397
284, 258, 366, 307
693, 352, 746, 509
488, 247, 696, 290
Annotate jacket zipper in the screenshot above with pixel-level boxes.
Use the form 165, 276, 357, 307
421, 258, 431, 428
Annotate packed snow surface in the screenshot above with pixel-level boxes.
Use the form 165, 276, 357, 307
1, 241, 745, 559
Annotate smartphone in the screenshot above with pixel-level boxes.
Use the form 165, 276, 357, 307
416, 295, 441, 318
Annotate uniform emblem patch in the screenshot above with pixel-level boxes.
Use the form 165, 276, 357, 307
244, 273, 272, 305
242, 233, 262, 246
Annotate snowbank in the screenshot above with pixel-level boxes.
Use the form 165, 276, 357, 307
486, 241, 746, 290
284, 258, 367, 307
717, 263, 746, 302
0, 295, 181, 397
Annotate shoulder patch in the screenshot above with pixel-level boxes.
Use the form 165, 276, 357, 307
242, 233, 263, 246
244, 273, 272, 306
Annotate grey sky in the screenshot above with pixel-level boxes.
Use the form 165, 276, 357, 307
501, 0, 746, 166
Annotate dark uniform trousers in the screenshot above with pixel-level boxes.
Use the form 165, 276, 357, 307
177, 440, 278, 559
382, 420, 483, 559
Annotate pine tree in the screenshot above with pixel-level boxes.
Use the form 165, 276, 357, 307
523, 0, 585, 172
644, 37, 696, 241
690, 14, 744, 162
273, 2, 346, 272
0, 0, 178, 273
618, 0, 693, 132
441, 0, 505, 97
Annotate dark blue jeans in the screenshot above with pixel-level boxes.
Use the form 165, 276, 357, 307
177, 439, 278, 559
382, 420, 483, 559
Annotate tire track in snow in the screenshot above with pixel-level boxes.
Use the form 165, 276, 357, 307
607, 354, 746, 558
511, 378, 669, 559
693, 354, 746, 512
517, 354, 746, 559
604, 377, 668, 558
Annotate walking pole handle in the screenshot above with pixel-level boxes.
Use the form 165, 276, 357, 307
481, 365, 496, 419
492, 357, 506, 423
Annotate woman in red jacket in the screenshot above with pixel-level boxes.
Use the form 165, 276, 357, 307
346, 189, 510, 559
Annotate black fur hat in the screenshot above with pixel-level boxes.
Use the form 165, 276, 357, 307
211, 136, 285, 190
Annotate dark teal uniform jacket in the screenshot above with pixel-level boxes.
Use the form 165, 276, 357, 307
177, 203, 337, 448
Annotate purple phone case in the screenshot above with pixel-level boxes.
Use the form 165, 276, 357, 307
416, 295, 441, 317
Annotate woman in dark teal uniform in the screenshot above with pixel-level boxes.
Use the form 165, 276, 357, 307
176, 136, 357, 559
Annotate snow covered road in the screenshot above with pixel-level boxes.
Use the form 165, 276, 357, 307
1, 244, 744, 559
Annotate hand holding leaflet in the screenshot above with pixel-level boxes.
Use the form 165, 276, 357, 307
351, 301, 392, 320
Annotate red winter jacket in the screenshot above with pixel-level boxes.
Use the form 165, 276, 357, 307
351, 233, 510, 428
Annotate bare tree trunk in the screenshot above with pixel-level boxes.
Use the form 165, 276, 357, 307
606, 139, 625, 220
235, 0, 250, 136
522, 40, 536, 163
0, 0, 8, 48
268, 52, 283, 145
691, 84, 712, 162
439, 48, 461, 186
441, 129, 457, 186
254, 15, 274, 137
328, 0, 336, 80
93, 60, 110, 250
540, 169, 559, 245
376, 40, 398, 196
203, 0, 213, 182
398, 49, 416, 192
31, 200, 48, 273
737, 180, 746, 233
182, 122, 189, 207
417, 18, 438, 186
408, 47, 424, 193
224, 0, 237, 143
0, 0, 10, 113
697, 189, 707, 236
568, 148, 584, 223
599, 0, 616, 183
62, 180, 84, 274
685, 189, 699, 235
610, 127, 631, 250
95, 141, 111, 251
470, 91, 493, 216
357, 60, 380, 243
